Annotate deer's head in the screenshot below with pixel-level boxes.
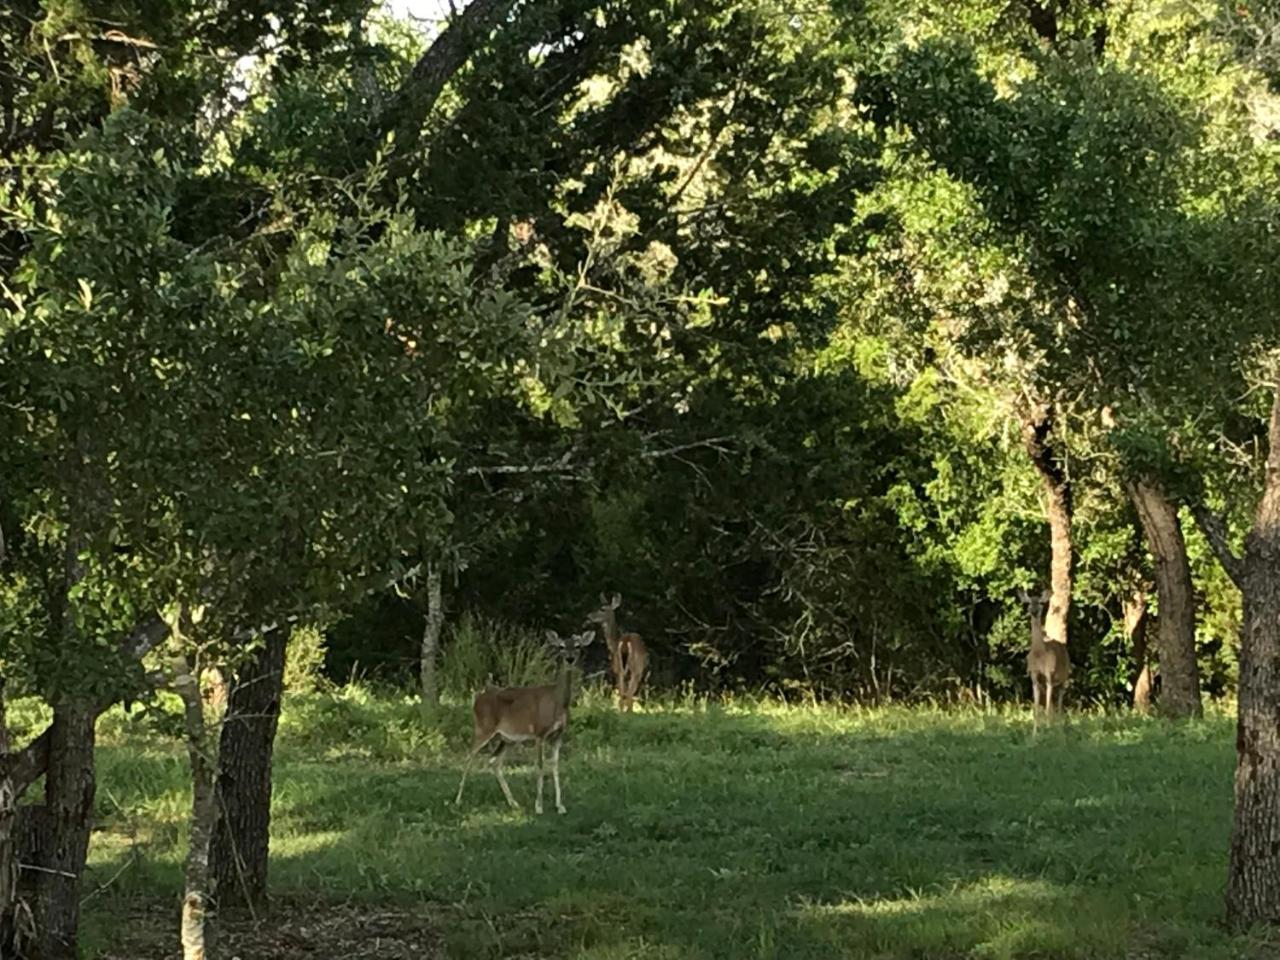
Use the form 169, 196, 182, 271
584, 592, 622, 629
545, 628, 596, 665
1016, 588, 1052, 624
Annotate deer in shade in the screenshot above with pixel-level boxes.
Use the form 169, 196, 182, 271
1020, 587, 1071, 724
585, 593, 648, 712
454, 629, 594, 815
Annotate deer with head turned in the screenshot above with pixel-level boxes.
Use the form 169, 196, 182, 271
1019, 587, 1071, 724
585, 593, 648, 712
454, 629, 595, 815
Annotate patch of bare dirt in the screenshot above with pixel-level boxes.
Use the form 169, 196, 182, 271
98, 897, 443, 959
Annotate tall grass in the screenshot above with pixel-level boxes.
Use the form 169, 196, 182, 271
438, 611, 558, 697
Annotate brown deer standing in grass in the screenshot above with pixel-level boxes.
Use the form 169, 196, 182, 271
454, 629, 594, 814
1020, 587, 1071, 724
585, 593, 648, 712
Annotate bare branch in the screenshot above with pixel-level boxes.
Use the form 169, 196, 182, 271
1189, 501, 1245, 589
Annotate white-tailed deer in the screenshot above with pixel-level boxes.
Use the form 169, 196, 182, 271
454, 629, 594, 815
1020, 588, 1071, 724
585, 593, 648, 712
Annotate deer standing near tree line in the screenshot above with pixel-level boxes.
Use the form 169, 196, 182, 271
586, 593, 648, 712
1020, 588, 1071, 725
454, 629, 594, 815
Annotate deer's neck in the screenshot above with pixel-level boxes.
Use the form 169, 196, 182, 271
601, 614, 620, 646
1029, 617, 1049, 650
556, 661, 574, 709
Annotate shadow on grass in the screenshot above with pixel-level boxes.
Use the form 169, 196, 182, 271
83, 703, 1259, 960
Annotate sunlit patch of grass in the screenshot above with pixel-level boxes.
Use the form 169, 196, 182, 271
80, 690, 1267, 959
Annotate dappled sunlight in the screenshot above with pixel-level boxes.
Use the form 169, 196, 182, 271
795, 876, 1116, 959
82, 695, 1244, 958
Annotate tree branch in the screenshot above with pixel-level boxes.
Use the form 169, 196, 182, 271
371, 0, 520, 159
1188, 501, 1245, 588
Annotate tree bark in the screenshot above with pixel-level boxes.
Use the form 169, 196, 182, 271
174, 656, 220, 960
1130, 479, 1203, 718
31, 701, 95, 960
0, 678, 19, 956
1226, 381, 1280, 928
209, 629, 286, 917
420, 560, 443, 707
1123, 592, 1153, 712
373, 0, 520, 157
1021, 405, 1073, 645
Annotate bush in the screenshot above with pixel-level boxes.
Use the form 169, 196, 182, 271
285, 624, 329, 693
439, 612, 557, 698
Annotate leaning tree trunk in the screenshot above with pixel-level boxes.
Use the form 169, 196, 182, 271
1130, 479, 1202, 717
210, 629, 286, 917
32, 700, 95, 960
174, 656, 221, 960
1123, 592, 1153, 712
1021, 405, 1073, 645
1226, 382, 1280, 928
420, 560, 443, 707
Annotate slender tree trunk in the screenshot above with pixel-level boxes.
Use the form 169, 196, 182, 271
1226, 381, 1280, 928
210, 629, 286, 916
1123, 592, 1153, 712
420, 560, 443, 707
1021, 405, 1073, 644
0, 679, 19, 956
32, 701, 94, 960
174, 656, 220, 960
1130, 479, 1202, 717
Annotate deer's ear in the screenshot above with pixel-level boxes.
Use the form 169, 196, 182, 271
545, 629, 561, 645
1039, 588, 1052, 604
578, 631, 596, 646
599, 592, 608, 606
610, 593, 622, 608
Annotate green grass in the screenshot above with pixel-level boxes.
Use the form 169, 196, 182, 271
80, 687, 1274, 959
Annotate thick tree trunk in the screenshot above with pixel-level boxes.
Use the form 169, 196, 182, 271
420, 561, 443, 707
174, 656, 220, 960
210, 629, 286, 917
32, 701, 94, 960
1021, 405, 1073, 644
1226, 382, 1280, 928
1130, 479, 1202, 718
1123, 592, 1153, 712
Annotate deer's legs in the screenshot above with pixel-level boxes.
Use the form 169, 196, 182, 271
535, 739, 546, 815
1031, 677, 1044, 729
551, 738, 566, 814
1044, 677, 1055, 723
491, 740, 521, 810
455, 731, 496, 806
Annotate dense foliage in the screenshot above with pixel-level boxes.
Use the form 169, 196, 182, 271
2, 0, 1279, 953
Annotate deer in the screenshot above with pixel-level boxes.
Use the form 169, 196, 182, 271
454, 629, 595, 815
585, 593, 648, 712
1019, 587, 1071, 725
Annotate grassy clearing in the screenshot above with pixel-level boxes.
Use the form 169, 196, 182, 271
76, 687, 1272, 959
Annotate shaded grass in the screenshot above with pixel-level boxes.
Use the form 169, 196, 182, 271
81, 689, 1270, 959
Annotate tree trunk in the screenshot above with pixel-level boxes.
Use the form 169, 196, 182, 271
1021, 405, 1073, 644
420, 560, 443, 707
1123, 592, 1153, 712
1130, 479, 1203, 718
32, 701, 95, 960
210, 629, 286, 917
0, 678, 19, 956
1226, 381, 1280, 928
175, 656, 221, 960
